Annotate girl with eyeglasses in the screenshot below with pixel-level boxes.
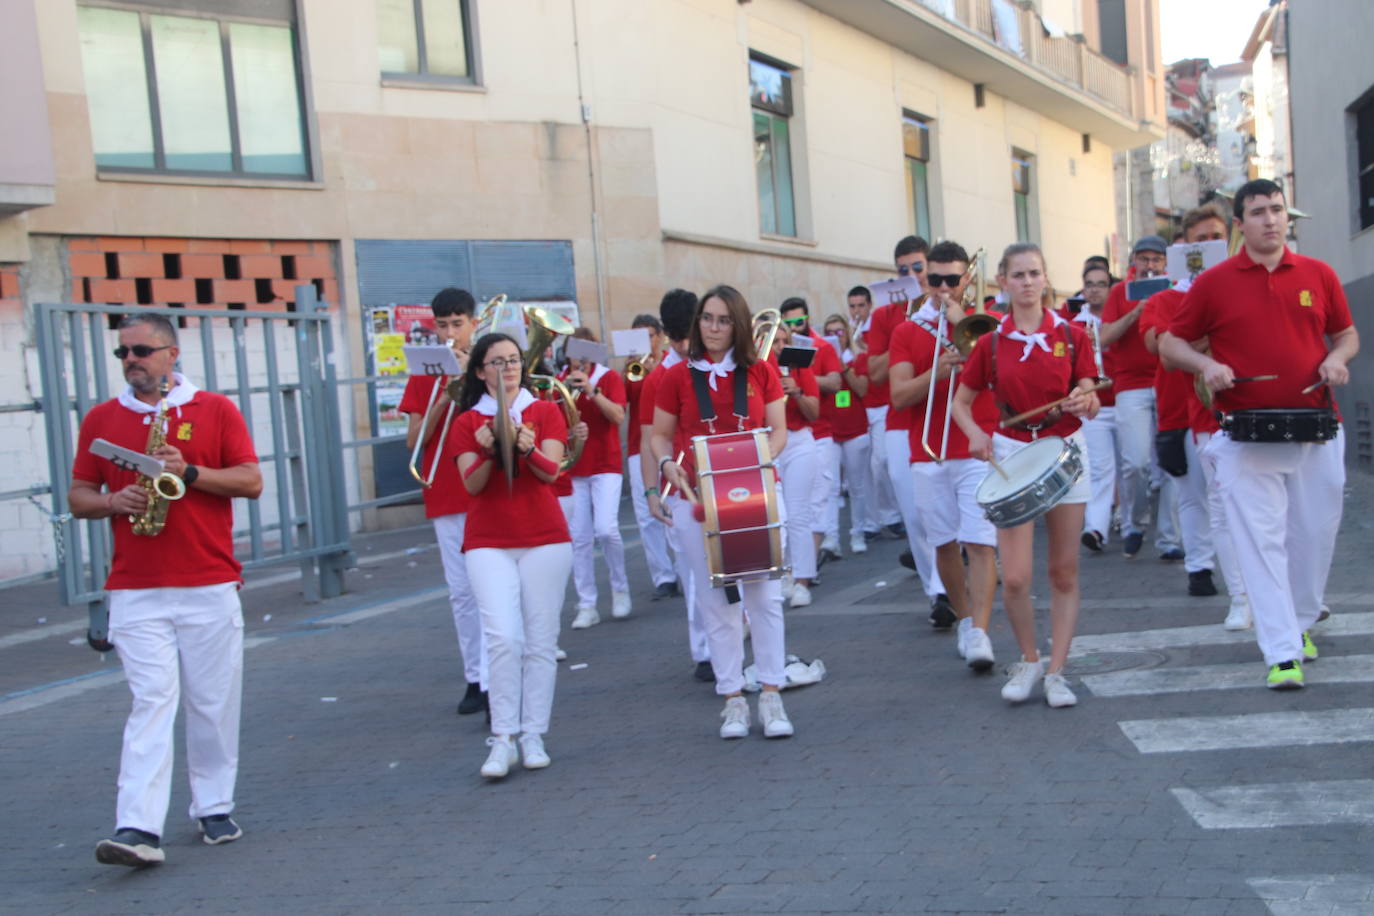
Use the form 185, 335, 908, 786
650, 285, 796, 740
450, 333, 572, 778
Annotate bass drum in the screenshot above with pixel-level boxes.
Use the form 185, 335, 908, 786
975, 436, 1083, 529
692, 429, 785, 587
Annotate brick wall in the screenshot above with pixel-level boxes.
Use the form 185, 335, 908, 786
67, 237, 338, 316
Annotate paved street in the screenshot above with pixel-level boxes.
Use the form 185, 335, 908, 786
3, 473, 1373, 915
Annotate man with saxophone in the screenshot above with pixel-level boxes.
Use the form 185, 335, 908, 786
70, 313, 262, 867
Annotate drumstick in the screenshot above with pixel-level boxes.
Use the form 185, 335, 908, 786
1301, 378, 1325, 395
988, 457, 1010, 481
660, 452, 706, 522
999, 380, 1114, 429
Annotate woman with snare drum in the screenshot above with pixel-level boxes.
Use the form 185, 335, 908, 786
951, 243, 1101, 708
650, 285, 793, 740
452, 333, 572, 778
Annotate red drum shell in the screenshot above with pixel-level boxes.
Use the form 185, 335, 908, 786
692, 430, 784, 586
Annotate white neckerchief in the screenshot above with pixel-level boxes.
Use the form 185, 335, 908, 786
1072, 309, 1101, 328
1004, 311, 1065, 362
841, 347, 854, 364
687, 348, 736, 391
474, 387, 536, 424
586, 363, 611, 390
661, 348, 684, 370
118, 371, 199, 420
1173, 276, 1193, 294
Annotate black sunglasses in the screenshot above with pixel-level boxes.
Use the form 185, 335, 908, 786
925, 273, 964, 288
897, 263, 925, 276
113, 344, 172, 360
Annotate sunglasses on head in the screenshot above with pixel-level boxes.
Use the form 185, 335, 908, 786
897, 263, 925, 276
925, 273, 964, 288
781, 315, 807, 327
113, 345, 172, 360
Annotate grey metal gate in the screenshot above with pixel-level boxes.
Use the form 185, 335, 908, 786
33, 287, 354, 637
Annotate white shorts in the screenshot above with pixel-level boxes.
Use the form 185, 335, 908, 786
991, 430, 1092, 506
910, 458, 997, 547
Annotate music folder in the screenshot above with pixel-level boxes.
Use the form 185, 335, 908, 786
403, 344, 462, 376
90, 438, 165, 478
778, 346, 817, 369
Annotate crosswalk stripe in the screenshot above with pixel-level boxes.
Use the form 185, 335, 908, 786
1069, 612, 1374, 656
1118, 708, 1374, 754
1082, 654, 1374, 697
1247, 874, 1374, 915
1172, 780, 1374, 829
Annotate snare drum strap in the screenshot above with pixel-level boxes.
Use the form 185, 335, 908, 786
690, 365, 750, 433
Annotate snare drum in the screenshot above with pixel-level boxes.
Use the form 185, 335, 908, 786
1223, 408, 1338, 443
975, 436, 1084, 528
692, 429, 786, 587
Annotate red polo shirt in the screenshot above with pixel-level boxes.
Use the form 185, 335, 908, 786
1171, 247, 1353, 413
558, 365, 627, 477
866, 302, 919, 433
1139, 289, 1195, 431
888, 321, 999, 462
399, 375, 470, 518
624, 373, 645, 457
768, 352, 820, 432
820, 353, 869, 443
654, 359, 783, 489
796, 334, 842, 440
1101, 280, 1160, 392
959, 311, 1099, 443
851, 352, 888, 409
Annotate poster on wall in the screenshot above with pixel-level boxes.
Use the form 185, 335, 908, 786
366, 305, 437, 435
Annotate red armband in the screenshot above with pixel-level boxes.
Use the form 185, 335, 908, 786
462, 452, 490, 481
524, 447, 559, 477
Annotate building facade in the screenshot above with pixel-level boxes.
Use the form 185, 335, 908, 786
0, 0, 1163, 580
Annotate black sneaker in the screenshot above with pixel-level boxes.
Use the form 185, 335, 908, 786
1188, 569, 1218, 596
817, 547, 840, 567
96, 828, 164, 867
1081, 530, 1104, 552
1160, 547, 1186, 562
693, 661, 714, 682
1122, 531, 1144, 559
653, 581, 679, 600
863, 529, 882, 542
457, 681, 487, 715
898, 549, 916, 571
929, 594, 956, 629
883, 522, 907, 540
199, 814, 242, 846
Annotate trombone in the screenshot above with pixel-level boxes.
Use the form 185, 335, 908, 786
406, 339, 461, 488
920, 249, 998, 462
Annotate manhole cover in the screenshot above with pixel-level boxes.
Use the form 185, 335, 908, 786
1067, 649, 1168, 675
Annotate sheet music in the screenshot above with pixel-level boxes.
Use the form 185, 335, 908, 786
90, 438, 164, 478
867, 275, 923, 308
402, 344, 462, 376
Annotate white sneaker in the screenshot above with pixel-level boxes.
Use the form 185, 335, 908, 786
1222, 597, 1252, 631
1001, 658, 1044, 703
789, 583, 812, 608
719, 696, 750, 739
820, 537, 841, 555
780, 574, 796, 602
1043, 671, 1078, 708
1318, 603, 1331, 622
480, 735, 518, 778
965, 627, 996, 672
518, 734, 551, 769
757, 690, 794, 738
850, 535, 867, 555
956, 617, 972, 659
554, 646, 567, 661
571, 606, 600, 629
611, 591, 632, 619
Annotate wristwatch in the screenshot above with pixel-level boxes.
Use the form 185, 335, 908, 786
182, 464, 200, 486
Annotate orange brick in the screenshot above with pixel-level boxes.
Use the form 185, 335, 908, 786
69, 251, 108, 278
116, 252, 164, 278
320, 279, 339, 303
187, 238, 230, 253
294, 254, 334, 279
270, 240, 314, 255
213, 279, 255, 302
89, 278, 136, 302
72, 280, 88, 302
0, 269, 19, 299
98, 236, 142, 251
269, 279, 298, 302
180, 254, 223, 279
228, 239, 272, 254
239, 254, 283, 278
143, 238, 189, 253
68, 237, 102, 252
152, 278, 196, 302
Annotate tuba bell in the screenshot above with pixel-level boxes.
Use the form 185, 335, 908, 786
521, 304, 585, 472
751, 308, 781, 361
950, 248, 998, 356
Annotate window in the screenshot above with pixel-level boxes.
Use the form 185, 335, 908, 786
1355, 92, 1374, 231
750, 56, 797, 238
77, 2, 309, 178
378, 0, 476, 82
1012, 151, 1035, 242
903, 114, 933, 240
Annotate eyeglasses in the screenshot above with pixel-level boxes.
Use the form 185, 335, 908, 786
698, 313, 733, 328
897, 263, 925, 276
1082, 280, 1111, 290
781, 315, 807, 327
925, 273, 963, 288
113, 345, 172, 360
483, 357, 523, 370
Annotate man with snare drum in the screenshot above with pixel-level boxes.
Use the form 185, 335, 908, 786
1161, 179, 1358, 690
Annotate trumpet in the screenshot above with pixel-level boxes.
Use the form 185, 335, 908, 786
625, 355, 648, 383
919, 250, 996, 463
406, 338, 461, 488
752, 308, 781, 361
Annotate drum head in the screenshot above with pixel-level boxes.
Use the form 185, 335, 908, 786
976, 436, 1067, 502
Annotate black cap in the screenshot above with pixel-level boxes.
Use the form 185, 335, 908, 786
1133, 235, 1168, 255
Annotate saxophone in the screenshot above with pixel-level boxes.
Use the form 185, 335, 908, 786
130, 379, 187, 537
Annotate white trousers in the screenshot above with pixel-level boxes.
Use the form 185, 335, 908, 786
885, 427, 944, 598
1174, 437, 1216, 575
826, 434, 873, 541
1080, 407, 1119, 542
867, 408, 903, 527
108, 582, 243, 836
1210, 428, 1345, 665
776, 427, 819, 580
432, 513, 487, 687
1114, 387, 1159, 538
570, 473, 628, 608
1196, 432, 1245, 598
663, 495, 710, 662
627, 455, 677, 587
671, 495, 786, 695
910, 458, 997, 547
812, 437, 837, 537
466, 543, 573, 735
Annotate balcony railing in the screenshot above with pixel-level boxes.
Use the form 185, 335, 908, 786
945, 0, 1136, 119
